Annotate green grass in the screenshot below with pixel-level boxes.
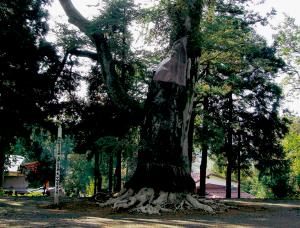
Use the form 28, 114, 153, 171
25, 192, 44, 197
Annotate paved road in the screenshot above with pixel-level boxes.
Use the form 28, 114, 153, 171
0, 197, 299, 227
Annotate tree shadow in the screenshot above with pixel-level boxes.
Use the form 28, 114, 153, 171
1, 197, 299, 227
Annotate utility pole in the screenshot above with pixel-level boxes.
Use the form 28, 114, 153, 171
54, 124, 62, 205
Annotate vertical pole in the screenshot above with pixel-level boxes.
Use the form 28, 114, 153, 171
237, 136, 241, 199
54, 125, 62, 205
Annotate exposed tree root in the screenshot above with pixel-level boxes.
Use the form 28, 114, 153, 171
97, 188, 228, 215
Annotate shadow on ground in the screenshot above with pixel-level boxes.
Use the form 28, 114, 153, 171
0, 197, 299, 227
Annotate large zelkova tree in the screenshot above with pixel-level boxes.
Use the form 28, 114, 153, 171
0, 0, 62, 189
58, 0, 220, 213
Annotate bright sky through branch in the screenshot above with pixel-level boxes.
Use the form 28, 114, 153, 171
48, 0, 300, 114
254, 0, 300, 43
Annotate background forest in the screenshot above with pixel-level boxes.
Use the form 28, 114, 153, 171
0, 0, 299, 201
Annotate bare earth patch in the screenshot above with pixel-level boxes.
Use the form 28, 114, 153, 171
0, 196, 299, 227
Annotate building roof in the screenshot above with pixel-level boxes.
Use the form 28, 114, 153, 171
21, 161, 40, 173
205, 184, 255, 199
191, 172, 255, 199
192, 172, 238, 187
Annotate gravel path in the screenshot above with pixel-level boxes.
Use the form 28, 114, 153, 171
0, 197, 299, 227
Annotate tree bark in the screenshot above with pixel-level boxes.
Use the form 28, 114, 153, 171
125, 67, 196, 192
199, 96, 209, 197
125, 31, 198, 193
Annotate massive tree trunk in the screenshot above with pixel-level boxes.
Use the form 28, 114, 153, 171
125, 78, 195, 192
122, 9, 204, 189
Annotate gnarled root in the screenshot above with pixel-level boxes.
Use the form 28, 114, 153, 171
97, 188, 227, 215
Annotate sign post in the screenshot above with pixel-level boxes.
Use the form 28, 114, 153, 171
54, 124, 62, 205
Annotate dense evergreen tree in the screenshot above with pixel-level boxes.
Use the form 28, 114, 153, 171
0, 0, 62, 188
192, 0, 289, 198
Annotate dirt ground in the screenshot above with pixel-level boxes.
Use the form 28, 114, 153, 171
0, 196, 299, 227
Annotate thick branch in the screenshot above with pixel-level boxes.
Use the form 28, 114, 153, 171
69, 48, 98, 61
59, 0, 90, 34
59, 0, 143, 118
